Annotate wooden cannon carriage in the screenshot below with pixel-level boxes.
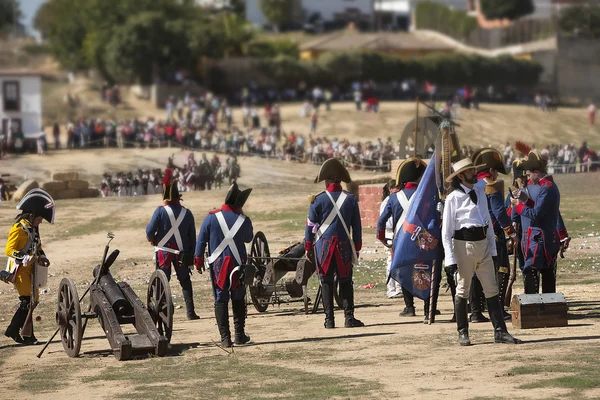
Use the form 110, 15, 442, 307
246, 232, 342, 314
38, 234, 173, 361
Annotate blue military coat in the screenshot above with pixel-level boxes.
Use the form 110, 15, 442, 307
514, 176, 562, 271
146, 202, 196, 267
305, 183, 362, 278
196, 204, 253, 290
376, 184, 418, 248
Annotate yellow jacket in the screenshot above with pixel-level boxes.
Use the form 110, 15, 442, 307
5, 219, 45, 296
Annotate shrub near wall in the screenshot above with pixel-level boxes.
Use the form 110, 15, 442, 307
415, 1, 478, 41
259, 52, 543, 87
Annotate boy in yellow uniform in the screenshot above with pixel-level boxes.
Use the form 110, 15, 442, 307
2, 189, 54, 344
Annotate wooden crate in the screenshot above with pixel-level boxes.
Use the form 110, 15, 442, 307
511, 293, 568, 329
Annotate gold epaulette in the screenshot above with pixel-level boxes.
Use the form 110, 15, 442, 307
484, 178, 503, 195
308, 190, 325, 203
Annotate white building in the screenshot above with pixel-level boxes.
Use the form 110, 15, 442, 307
246, 0, 375, 26
0, 70, 42, 139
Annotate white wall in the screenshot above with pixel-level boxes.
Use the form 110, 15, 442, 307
0, 75, 42, 136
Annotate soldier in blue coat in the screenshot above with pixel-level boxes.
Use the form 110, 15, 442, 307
146, 168, 199, 320
377, 158, 427, 319
305, 159, 363, 329
473, 148, 517, 320
195, 183, 254, 347
510, 150, 569, 293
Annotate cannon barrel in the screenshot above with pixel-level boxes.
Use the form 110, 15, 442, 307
92, 250, 133, 316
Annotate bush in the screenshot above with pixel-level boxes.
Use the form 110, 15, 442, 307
21, 43, 51, 55
247, 38, 299, 58
415, 2, 478, 41
258, 51, 543, 87
480, 0, 534, 21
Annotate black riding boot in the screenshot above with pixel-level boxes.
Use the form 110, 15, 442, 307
469, 276, 489, 323
340, 279, 364, 328
5, 297, 30, 344
214, 302, 232, 348
540, 268, 556, 294
232, 300, 250, 345
455, 296, 471, 346
487, 295, 521, 344
426, 271, 442, 324
446, 269, 457, 322
321, 281, 335, 329
523, 271, 539, 294
399, 287, 416, 317
181, 280, 200, 320
497, 271, 512, 320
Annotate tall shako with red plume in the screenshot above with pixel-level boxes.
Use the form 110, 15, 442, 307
162, 168, 180, 202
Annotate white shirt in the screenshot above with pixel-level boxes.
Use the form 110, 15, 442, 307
442, 183, 497, 266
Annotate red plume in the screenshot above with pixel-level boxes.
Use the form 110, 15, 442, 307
515, 141, 532, 155
163, 168, 173, 185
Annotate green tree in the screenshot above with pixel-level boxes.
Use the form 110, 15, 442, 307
558, 4, 600, 39
0, 0, 22, 33
105, 12, 195, 84
480, 0, 534, 21
259, 0, 294, 31
34, 0, 215, 80
215, 13, 256, 57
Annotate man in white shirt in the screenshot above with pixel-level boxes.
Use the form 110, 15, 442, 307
442, 158, 521, 346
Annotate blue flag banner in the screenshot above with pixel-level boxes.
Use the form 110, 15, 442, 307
390, 153, 443, 301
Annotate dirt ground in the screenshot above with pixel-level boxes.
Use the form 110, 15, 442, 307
1, 104, 600, 399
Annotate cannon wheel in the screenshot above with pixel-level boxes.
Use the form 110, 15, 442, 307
249, 231, 270, 313
147, 270, 174, 342
56, 278, 82, 358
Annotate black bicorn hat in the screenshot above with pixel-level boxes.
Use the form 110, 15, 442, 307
519, 150, 547, 172
314, 158, 351, 184
162, 168, 181, 202
395, 157, 426, 186
225, 182, 252, 208
16, 188, 55, 224
472, 147, 507, 175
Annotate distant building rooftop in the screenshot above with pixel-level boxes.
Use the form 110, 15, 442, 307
0, 69, 42, 77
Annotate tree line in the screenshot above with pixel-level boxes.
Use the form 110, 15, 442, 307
260, 52, 543, 88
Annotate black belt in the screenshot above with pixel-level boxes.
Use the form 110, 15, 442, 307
454, 226, 487, 241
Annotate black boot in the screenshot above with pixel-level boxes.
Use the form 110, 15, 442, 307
214, 302, 232, 348
446, 268, 457, 322
469, 277, 489, 323
4, 297, 29, 344
23, 325, 37, 345
423, 300, 430, 324
455, 296, 471, 346
340, 279, 364, 328
181, 281, 200, 320
321, 281, 335, 328
487, 296, 522, 344
232, 300, 250, 345
497, 271, 512, 320
523, 271, 539, 294
540, 268, 556, 294
399, 287, 416, 317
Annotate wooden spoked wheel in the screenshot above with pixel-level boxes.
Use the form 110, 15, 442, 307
147, 270, 174, 342
56, 278, 82, 358
249, 231, 270, 313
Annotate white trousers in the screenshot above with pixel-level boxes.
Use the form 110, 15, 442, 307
386, 249, 402, 298
453, 239, 498, 299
